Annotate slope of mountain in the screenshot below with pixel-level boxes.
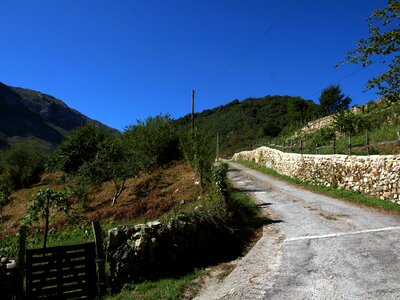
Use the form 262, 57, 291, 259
0, 82, 114, 148
176, 95, 319, 155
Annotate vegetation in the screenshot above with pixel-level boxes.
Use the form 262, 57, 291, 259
104, 270, 203, 300
175, 95, 320, 156
340, 0, 400, 100
24, 188, 70, 248
319, 85, 351, 115
0, 139, 47, 189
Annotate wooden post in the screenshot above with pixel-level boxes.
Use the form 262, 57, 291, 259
191, 90, 195, 139
283, 141, 286, 152
366, 131, 370, 155
333, 138, 336, 154
92, 221, 106, 296
300, 139, 303, 155
348, 133, 352, 155
17, 225, 27, 300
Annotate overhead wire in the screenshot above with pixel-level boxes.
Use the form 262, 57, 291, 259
307, 58, 382, 99
197, 0, 299, 92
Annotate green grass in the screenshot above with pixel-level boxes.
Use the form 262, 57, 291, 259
236, 159, 400, 213
104, 269, 203, 300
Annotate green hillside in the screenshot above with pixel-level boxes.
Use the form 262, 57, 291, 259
176, 95, 319, 155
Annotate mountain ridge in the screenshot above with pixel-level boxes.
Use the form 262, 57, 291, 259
0, 82, 115, 148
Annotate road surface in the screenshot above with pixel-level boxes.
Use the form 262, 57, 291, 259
196, 161, 400, 300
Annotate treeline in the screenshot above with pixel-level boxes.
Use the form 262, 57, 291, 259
175, 85, 356, 156
0, 115, 214, 213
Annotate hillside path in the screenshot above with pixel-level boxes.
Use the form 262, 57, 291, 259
195, 161, 400, 299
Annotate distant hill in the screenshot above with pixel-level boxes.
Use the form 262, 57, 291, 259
0, 82, 115, 148
176, 95, 319, 155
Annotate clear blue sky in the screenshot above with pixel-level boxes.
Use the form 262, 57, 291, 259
0, 0, 389, 130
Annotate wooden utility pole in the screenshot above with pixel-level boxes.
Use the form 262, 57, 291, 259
191, 90, 195, 139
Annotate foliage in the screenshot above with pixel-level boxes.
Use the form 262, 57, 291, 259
340, 0, 400, 99
123, 114, 180, 167
0, 176, 12, 222
310, 126, 336, 147
48, 124, 112, 174
25, 188, 70, 248
77, 136, 147, 206
176, 95, 321, 156
334, 111, 371, 135
212, 163, 229, 196
0, 140, 47, 189
179, 131, 213, 188
319, 85, 351, 115
286, 97, 319, 127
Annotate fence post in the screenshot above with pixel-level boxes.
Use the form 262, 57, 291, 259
17, 225, 27, 300
300, 139, 303, 155
283, 141, 286, 152
366, 131, 370, 155
333, 138, 336, 154
92, 221, 106, 296
348, 133, 352, 155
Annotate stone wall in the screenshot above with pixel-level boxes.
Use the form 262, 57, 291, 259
232, 146, 400, 203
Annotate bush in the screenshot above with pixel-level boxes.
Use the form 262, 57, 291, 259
123, 114, 180, 167
0, 140, 47, 189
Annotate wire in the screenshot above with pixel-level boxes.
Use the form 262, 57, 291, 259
307, 58, 381, 99
197, 0, 299, 92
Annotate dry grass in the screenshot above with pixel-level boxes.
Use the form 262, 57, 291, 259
0, 160, 199, 240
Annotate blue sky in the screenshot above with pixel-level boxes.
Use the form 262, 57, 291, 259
0, 0, 390, 130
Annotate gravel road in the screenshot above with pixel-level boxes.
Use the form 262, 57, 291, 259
195, 161, 400, 300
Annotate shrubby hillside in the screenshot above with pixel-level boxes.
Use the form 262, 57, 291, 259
176, 95, 319, 155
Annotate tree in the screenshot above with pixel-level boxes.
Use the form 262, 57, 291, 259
25, 188, 69, 248
123, 114, 180, 167
339, 0, 400, 100
49, 124, 112, 174
77, 137, 148, 206
334, 111, 371, 135
0, 140, 47, 189
319, 85, 351, 115
287, 97, 308, 126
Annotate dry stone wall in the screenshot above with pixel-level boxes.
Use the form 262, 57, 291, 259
232, 146, 400, 203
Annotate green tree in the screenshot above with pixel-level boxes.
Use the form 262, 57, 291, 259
319, 85, 351, 115
0, 140, 47, 189
340, 1, 399, 100
49, 124, 112, 174
179, 131, 213, 189
25, 188, 69, 248
77, 137, 148, 206
287, 97, 308, 126
334, 111, 371, 135
123, 114, 180, 167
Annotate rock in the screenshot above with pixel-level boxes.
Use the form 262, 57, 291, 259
108, 228, 126, 249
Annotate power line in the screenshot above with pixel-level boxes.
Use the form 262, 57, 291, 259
307, 58, 381, 99
197, 0, 299, 92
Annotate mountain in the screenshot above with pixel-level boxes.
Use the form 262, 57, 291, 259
0, 82, 114, 148
176, 95, 319, 155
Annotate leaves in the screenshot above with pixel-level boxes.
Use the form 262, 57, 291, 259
340, 0, 400, 98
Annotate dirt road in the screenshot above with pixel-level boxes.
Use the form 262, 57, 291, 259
195, 161, 400, 299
